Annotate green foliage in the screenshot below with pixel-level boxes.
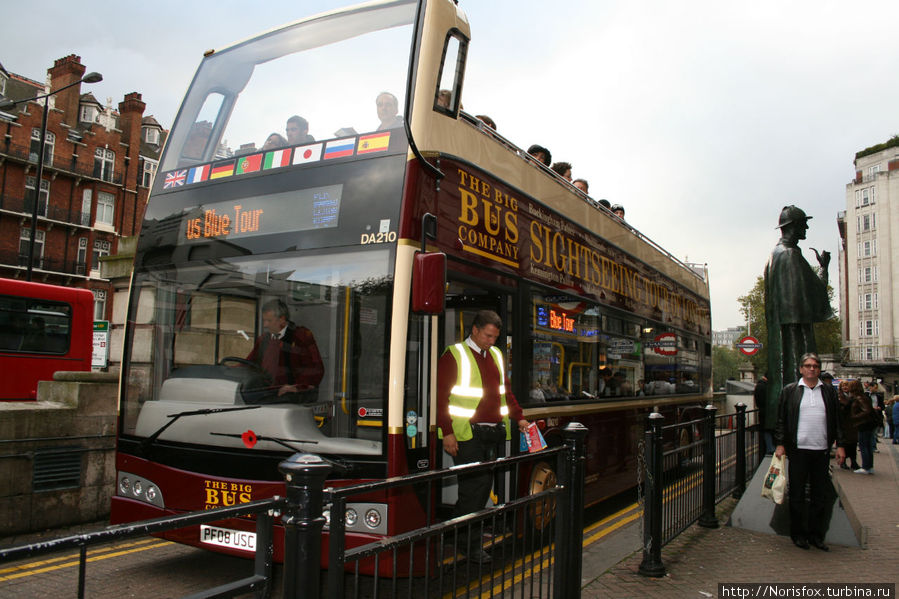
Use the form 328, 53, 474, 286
712, 346, 744, 390
738, 274, 843, 373
855, 134, 899, 160
738, 276, 768, 373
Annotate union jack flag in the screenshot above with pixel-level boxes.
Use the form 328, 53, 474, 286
163, 170, 187, 189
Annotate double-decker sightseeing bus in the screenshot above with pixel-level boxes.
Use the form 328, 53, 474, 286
0, 279, 93, 400
112, 0, 712, 563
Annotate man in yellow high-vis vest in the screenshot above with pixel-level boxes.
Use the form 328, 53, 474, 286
437, 310, 529, 563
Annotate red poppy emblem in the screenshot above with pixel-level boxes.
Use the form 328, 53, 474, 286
241, 430, 258, 449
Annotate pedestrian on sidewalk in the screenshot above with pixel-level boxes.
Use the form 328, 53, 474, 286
774, 352, 845, 551
889, 395, 899, 445
849, 379, 875, 474
837, 379, 860, 470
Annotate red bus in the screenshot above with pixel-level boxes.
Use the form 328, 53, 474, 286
0, 278, 93, 400
111, 0, 712, 567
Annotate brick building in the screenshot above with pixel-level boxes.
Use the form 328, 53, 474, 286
0, 55, 163, 320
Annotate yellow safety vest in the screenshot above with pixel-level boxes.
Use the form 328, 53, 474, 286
439, 343, 510, 441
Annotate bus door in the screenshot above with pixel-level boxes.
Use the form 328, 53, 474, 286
438, 280, 512, 509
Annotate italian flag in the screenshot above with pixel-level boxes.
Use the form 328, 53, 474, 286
264, 148, 292, 169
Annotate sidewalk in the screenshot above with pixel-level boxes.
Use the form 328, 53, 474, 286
583, 438, 899, 597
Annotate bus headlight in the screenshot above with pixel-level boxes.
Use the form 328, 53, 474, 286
116, 471, 164, 508
364, 508, 382, 529
345, 508, 358, 527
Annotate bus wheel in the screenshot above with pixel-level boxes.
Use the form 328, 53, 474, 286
527, 461, 557, 531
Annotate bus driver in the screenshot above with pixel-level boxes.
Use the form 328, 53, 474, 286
246, 299, 324, 400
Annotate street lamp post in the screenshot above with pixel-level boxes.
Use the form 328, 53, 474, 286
0, 72, 102, 281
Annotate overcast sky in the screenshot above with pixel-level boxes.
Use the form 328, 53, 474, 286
3, 0, 898, 330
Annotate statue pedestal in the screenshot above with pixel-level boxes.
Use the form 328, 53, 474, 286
729, 457, 860, 547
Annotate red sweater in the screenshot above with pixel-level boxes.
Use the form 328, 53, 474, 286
436, 346, 523, 437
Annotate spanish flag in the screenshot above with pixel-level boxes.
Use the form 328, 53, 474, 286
357, 132, 390, 155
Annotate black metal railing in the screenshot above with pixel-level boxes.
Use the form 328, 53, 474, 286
0, 194, 92, 228
0, 497, 281, 599
0, 423, 589, 599
639, 404, 760, 577
0, 141, 124, 185
0, 248, 90, 277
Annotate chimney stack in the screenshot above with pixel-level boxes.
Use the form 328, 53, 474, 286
48, 54, 86, 126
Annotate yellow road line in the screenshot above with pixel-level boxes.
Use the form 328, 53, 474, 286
0, 540, 172, 582
0, 538, 161, 575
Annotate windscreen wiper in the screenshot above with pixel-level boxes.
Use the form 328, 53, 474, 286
210, 431, 350, 474
140, 405, 261, 454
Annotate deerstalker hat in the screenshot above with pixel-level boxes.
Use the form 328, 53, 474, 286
776, 205, 812, 229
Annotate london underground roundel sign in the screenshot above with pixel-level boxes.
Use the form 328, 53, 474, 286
652, 332, 678, 356
736, 335, 762, 356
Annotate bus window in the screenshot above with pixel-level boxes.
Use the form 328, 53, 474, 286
160, 3, 416, 173
435, 33, 466, 115
121, 247, 393, 456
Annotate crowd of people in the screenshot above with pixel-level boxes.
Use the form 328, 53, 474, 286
833, 375, 897, 474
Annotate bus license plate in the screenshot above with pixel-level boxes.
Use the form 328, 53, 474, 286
199, 525, 256, 552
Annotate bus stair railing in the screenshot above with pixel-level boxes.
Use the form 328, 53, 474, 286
638, 403, 762, 577
0, 422, 589, 599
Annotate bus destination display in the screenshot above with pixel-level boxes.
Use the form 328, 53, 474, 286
182, 184, 342, 242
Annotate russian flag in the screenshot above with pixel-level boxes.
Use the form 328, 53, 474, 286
323, 138, 355, 160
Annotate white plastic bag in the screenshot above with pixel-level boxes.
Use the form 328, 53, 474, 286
761, 454, 787, 504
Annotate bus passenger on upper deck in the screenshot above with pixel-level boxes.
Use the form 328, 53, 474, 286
286, 115, 315, 145
527, 144, 551, 167
246, 299, 324, 401
573, 178, 589, 194
375, 92, 404, 131
261, 133, 288, 151
551, 161, 572, 182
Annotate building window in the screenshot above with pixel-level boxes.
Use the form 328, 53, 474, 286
76, 237, 88, 274
96, 192, 115, 227
18, 228, 45, 269
93, 148, 115, 182
858, 266, 878, 284
863, 346, 879, 360
868, 165, 880, 179
859, 320, 879, 337
80, 105, 98, 124
25, 176, 50, 217
141, 158, 158, 187
92, 239, 112, 272
80, 189, 92, 226
857, 213, 876, 232
858, 239, 876, 257
30, 128, 55, 166
143, 127, 160, 145
92, 289, 107, 321
859, 293, 879, 311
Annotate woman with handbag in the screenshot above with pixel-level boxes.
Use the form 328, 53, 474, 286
848, 379, 875, 474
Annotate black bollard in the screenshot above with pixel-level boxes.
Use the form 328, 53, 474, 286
279, 452, 332, 599
638, 412, 666, 577
554, 422, 589, 597
698, 404, 719, 528
732, 403, 747, 499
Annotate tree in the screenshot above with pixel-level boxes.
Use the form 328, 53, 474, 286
712, 346, 744, 390
738, 274, 842, 375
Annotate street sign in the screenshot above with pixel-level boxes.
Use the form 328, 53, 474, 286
736, 335, 762, 356
649, 332, 677, 356
92, 320, 109, 368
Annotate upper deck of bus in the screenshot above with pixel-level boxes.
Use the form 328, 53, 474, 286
144, 0, 708, 313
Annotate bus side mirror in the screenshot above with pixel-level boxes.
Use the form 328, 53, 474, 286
412, 251, 446, 314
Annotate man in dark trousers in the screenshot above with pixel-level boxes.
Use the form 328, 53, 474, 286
246, 299, 323, 400
774, 352, 844, 551
437, 310, 529, 563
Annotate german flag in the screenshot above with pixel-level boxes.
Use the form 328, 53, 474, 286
210, 161, 235, 179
